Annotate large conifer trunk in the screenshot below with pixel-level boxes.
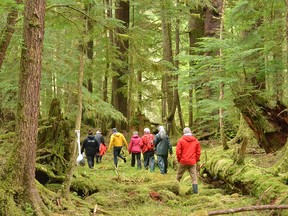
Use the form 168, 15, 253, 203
12, 0, 47, 214
234, 93, 288, 153
112, 0, 129, 129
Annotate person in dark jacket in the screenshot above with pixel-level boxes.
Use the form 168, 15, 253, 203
176, 127, 201, 194
128, 131, 142, 169
154, 126, 173, 174
95, 130, 105, 163
81, 130, 99, 169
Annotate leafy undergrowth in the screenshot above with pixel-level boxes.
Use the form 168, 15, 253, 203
47, 144, 288, 216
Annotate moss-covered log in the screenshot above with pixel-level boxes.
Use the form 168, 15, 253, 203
234, 93, 288, 153
204, 147, 288, 205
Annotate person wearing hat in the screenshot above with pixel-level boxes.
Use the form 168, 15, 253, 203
95, 130, 106, 163
108, 128, 128, 168
176, 127, 201, 194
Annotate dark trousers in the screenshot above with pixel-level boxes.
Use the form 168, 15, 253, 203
143, 151, 155, 172
157, 155, 168, 174
131, 152, 141, 169
86, 155, 95, 168
96, 153, 102, 163
113, 146, 125, 167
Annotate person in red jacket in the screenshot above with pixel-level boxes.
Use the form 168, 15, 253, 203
140, 128, 155, 172
176, 127, 201, 194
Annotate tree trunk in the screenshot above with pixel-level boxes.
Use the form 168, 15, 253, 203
286, 0, 288, 74
175, 0, 184, 130
85, 3, 94, 94
187, 6, 204, 128
234, 93, 288, 153
62, 50, 85, 201
0, 0, 22, 70
12, 0, 47, 214
218, 0, 228, 150
101, 0, 113, 134
112, 0, 130, 130
160, 0, 177, 135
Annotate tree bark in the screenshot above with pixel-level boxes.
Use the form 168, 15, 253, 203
112, 0, 130, 129
13, 0, 47, 214
160, 0, 177, 135
175, 0, 184, 130
0, 0, 22, 70
218, 0, 228, 150
187, 6, 204, 128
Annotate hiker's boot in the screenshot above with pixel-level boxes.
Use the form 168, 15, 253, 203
192, 184, 198, 194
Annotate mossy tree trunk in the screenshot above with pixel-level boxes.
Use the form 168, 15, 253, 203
5, 0, 48, 215
234, 93, 288, 153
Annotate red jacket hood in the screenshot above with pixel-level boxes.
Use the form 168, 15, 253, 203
182, 135, 197, 142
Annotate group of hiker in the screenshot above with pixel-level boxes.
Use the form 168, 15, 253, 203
81, 125, 201, 194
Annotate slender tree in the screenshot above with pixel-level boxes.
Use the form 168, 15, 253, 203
62, 48, 85, 201
219, 0, 228, 149
0, 0, 22, 70
175, 0, 185, 130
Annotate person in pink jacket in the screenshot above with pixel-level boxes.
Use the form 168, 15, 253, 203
128, 131, 142, 169
176, 127, 201, 194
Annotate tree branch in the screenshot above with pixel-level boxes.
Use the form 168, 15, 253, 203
208, 205, 288, 215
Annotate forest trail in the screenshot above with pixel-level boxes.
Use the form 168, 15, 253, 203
59, 147, 286, 216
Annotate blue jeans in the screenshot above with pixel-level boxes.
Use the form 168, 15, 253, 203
157, 155, 168, 174
113, 146, 125, 167
143, 151, 155, 172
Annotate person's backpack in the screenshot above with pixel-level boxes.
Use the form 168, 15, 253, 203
99, 143, 107, 156
146, 134, 154, 151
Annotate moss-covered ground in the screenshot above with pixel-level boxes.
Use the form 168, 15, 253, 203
49, 143, 288, 216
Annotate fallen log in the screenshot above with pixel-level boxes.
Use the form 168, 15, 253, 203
234, 93, 288, 153
203, 147, 288, 205
208, 204, 288, 215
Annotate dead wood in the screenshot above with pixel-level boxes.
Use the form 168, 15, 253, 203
234, 93, 288, 153
208, 204, 288, 215
204, 148, 288, 204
